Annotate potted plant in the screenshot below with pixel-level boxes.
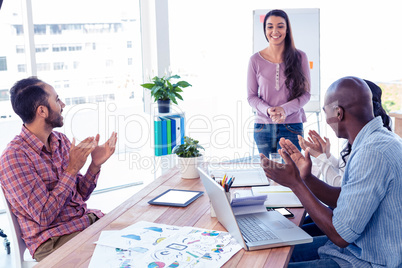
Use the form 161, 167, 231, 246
172, 136, 205, 179
140, 74, 192, 113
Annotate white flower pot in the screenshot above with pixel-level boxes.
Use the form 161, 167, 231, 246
177, 155, 203, 179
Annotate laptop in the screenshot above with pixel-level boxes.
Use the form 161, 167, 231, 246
198, 167, 313, 251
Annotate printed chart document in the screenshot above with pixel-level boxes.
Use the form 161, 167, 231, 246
252, 185, 303, 208
89, 231, 135, 268
89, 221, 242, 268
208, 163, 269, 187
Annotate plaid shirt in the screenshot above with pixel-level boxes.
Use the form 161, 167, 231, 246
0, 126, 103, 257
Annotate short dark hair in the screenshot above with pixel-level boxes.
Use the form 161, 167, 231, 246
10, 77, 50, 124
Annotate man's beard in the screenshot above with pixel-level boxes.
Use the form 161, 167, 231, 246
45, 107, 63, 128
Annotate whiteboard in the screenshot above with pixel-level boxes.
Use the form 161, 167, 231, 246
253, 9, 320, 112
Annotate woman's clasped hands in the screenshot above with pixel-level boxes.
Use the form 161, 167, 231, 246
268, 106, 286, 123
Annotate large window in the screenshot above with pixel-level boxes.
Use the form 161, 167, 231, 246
0, 0, 147, 193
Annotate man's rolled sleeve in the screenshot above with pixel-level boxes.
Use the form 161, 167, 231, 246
77, 168, 100, 201
333, 215, 360, 243
53, 171, 76, 195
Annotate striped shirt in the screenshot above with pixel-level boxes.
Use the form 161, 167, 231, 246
0, 126, 103, 257
318, 117, 402, 267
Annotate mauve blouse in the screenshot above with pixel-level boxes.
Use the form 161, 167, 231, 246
247, 49, 311, 124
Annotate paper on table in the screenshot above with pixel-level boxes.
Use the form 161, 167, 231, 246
91, 221, 242, 268
208, 163, 270, 187
89, 231, 135, 268
252, 185, 303, 207
232, 189, 253, 198
136, 226, 242, 267
230, 195, 268, 215
94, 221, 180, 251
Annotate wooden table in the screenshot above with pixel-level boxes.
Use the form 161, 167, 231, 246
36, 167, 306, 268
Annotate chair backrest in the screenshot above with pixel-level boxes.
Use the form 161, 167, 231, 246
0, 188, 37, 268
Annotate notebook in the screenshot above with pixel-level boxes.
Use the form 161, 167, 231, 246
198, 167, 312, 251
207, 163, 270, 187
252, 186, 303, 208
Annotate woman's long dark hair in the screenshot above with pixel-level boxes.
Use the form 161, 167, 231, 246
340, 79, 392, 167
263, 9, 309, 101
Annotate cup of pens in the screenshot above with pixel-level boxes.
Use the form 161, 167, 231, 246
210, 174, 235, 217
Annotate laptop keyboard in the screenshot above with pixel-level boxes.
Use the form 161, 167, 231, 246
237, 216, 278, 242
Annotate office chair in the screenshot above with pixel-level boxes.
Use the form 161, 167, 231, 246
0, 188, 37, 268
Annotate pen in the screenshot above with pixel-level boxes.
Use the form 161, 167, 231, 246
223, 175, 228, 191
225, 178, 232, 185
228, 177, 235, 189
223, 176, 234, 192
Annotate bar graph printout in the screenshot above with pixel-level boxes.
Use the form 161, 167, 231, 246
89, 221, 242, 267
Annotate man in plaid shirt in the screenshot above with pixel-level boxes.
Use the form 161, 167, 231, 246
0, 77, 117, 261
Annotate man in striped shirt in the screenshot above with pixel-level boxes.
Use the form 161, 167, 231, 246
0, 77, 117, 261
261, 76, 402, 267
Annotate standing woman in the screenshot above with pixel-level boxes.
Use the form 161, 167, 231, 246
248, 9, 311, 157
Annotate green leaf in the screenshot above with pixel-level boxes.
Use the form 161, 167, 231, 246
177, 81, 191, 88
151, 85, 162, 95
140, 83, 154, 89
174, 93, 183, 101
153, 76, 163, 83
167, 75, 180, 80
169, 94, 178, 104
167, 81, 173, 91
154, 81, 164, 87
153, 92, 162, 101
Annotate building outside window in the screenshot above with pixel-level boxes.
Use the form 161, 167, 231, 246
17, 64, 26, 73
34, 24, 46, 35
0, 57, 7, 71
50, 24, 62, 34
35, 45, 49, 53
37, 63, 51, 72
68, 45, 82, 51
53, 62, 65, 70
52, 44, 67, 52
16, 45, 25, 53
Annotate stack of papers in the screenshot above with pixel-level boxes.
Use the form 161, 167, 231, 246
89, 221, 242, 268
230, 194, 268, 216
252, 185, 302, 208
